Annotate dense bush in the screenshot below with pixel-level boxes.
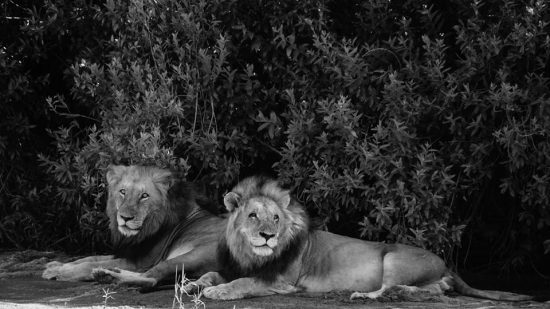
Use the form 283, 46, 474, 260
1, 0, 549, 275
1, 0, 110, 250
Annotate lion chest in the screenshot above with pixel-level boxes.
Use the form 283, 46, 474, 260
166, 243, 195, 260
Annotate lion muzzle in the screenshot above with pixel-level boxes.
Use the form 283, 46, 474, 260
249, 233, 279, 256
117, 213, 142, 236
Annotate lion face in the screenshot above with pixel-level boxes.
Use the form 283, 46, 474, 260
106, 165, 173, 238
223, 177, 308, 268
110, 178, 161, 236
235, 196, 285, 257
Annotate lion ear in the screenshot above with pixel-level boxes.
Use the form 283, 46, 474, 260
106, 165, 127, 187
279, 193, 291, 209
224, 192, 241, 212
152, 168, 175, 191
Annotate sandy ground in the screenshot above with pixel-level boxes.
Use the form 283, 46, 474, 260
0, 250, 548, 309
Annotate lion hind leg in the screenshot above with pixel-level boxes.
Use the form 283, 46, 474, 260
350, 249, 451, 301
350, 284, 389, 300
397, 279, 450, 296
350, 280, 450, 301
420, 276, 453, 294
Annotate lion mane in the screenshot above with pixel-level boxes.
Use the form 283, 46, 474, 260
218, 176, 309, 282
105, 165, 218, 270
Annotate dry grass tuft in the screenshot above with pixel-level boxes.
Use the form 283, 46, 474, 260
172, 265, 205, 309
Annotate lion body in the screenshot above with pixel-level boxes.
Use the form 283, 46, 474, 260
42, 165, 226, 287
191, 176, 532, 301
293, 231, 448, 294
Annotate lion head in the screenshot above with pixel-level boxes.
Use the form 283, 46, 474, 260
105, 165, 181, 245
219, 176, 309, 281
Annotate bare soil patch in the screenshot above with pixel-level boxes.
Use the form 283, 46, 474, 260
0, 250, 547, 309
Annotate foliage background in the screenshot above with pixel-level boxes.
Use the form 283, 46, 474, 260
1, 0, 549, 281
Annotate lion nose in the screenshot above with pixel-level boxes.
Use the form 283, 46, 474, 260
259, 232, 275, 240
120, 215, 134, 222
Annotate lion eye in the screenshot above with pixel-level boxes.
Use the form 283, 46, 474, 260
274, 214, 279, 222
248, 212, 257, 218
141, 193, 149, 200
119, 189, 126, 196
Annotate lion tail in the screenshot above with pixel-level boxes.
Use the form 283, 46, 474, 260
449, 272, 532, 301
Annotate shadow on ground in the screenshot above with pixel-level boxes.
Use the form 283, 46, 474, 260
0, 250, 547, 309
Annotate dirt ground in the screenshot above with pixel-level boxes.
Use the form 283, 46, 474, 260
0, 250, 548, 309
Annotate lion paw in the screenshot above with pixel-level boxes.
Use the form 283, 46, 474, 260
181, 281, 202, 295
42, 263, 61, 280
202, 285, 243, 300
42, 262, 77, 281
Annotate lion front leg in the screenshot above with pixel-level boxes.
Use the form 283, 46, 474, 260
181, 271, 226, 295
202, 277, 299, 300
42, 255, 130, 281
92, 268, 157, 287
91, 248, 220, 289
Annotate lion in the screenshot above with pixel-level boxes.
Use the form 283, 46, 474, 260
186, 176, 532, 301
42, 165, 227, 288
